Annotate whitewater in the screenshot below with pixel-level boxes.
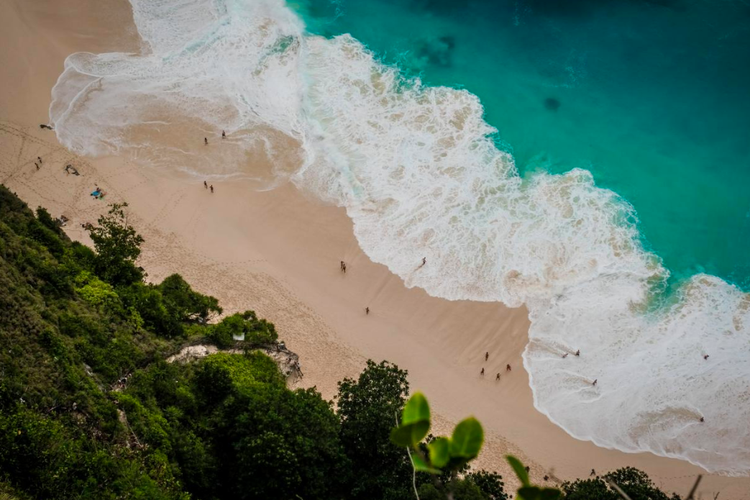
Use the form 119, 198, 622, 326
48, 0, 750, 474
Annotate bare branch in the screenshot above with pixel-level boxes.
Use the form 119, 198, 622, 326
605, 478, 634, 500
685, 475, 703, 500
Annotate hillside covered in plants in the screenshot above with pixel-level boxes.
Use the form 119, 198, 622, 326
0, 185, 681, 500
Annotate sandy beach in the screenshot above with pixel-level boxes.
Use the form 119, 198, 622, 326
2, 0, 749, 497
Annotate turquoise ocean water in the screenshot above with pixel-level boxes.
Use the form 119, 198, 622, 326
295, 0, 750, 290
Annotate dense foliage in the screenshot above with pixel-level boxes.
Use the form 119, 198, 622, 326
0, 185, 684, 500
561, 467, 681, 500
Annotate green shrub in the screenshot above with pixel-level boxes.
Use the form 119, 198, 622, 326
74, 271, 121, 310
158, 274, 221, 323
207, 310, 277, 348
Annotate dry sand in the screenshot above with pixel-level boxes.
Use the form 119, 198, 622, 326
1, 0, 748, 498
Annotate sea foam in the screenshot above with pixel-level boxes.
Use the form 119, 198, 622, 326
49, 0, 750, 475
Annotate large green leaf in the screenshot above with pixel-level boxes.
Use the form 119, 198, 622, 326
402, 392, 430, 426
517, 486, 542, 500
449, 417, 484, 459
411, 453, 441, 474
517, 486, 560, 500
506, 455, 530, 486
540, 488, 561, 500
389, 392, 431, 447
428, 437, 451, 468
390, 421, 430, 448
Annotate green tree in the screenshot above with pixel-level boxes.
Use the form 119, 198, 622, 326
88, 203, 144, 286
338, 360, 413, 500
158, 274, 221, 323
466, 470, 508, 500
119, 283, 184, 338
561, 467, 681, 500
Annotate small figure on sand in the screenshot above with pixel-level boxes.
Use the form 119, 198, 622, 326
590, 469, 596, 476
575, 349, 580, 356
365, 307, 370, 315
222, 130, 226, 139
485, 351, 489, 362
480, 368, 485, 376
340, 261, 347, 273
543, 475, 549, 482
39, 124, 54, 130
34, 162, 39, 170
495, 373, 500, 381
562, 353, 568, 358
703, 354, 709, 360
506, 364, 511, 372
204, 180, 208, 189
525, 466, 531, 473
592, 379, 598, 386
38, 156, 42, 164
210, 185, 214, 193
204, 137, 208, 146
700, 417, 704, 422
64, 164, 79, 176
418, 257, 427, 269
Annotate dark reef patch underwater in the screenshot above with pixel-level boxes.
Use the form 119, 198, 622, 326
543, 97, 560, 111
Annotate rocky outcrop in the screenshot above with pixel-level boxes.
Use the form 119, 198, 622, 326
166, 341, 303, 382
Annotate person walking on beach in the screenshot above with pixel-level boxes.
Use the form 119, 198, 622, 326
592, 379, 597, 386
700, 417, 704, 422
703, 354, 709, 360
506, 364, 511, 372
365, 307, 370, 315
495, 373, 500, 381
575, 349, 580, 356
204, 137, 208, 145
485, 351, 489, 362
480, 368, 485, 376
204, 180, 208, 189
35, 162, 39, 170
590, 469, 596, 476
210, 185, 214, 193
222, 130, 226, 139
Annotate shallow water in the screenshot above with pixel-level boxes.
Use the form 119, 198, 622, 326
297, 0, 750, 289
48, 0, 750, 475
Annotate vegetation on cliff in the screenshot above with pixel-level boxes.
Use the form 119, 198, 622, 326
0, 186, 683, 500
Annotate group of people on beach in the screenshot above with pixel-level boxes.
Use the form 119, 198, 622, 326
201, 132, 229, 192
479, 351, 513, 381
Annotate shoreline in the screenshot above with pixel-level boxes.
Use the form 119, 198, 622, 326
3, 121, 749, 497
2, 0, 750, 498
